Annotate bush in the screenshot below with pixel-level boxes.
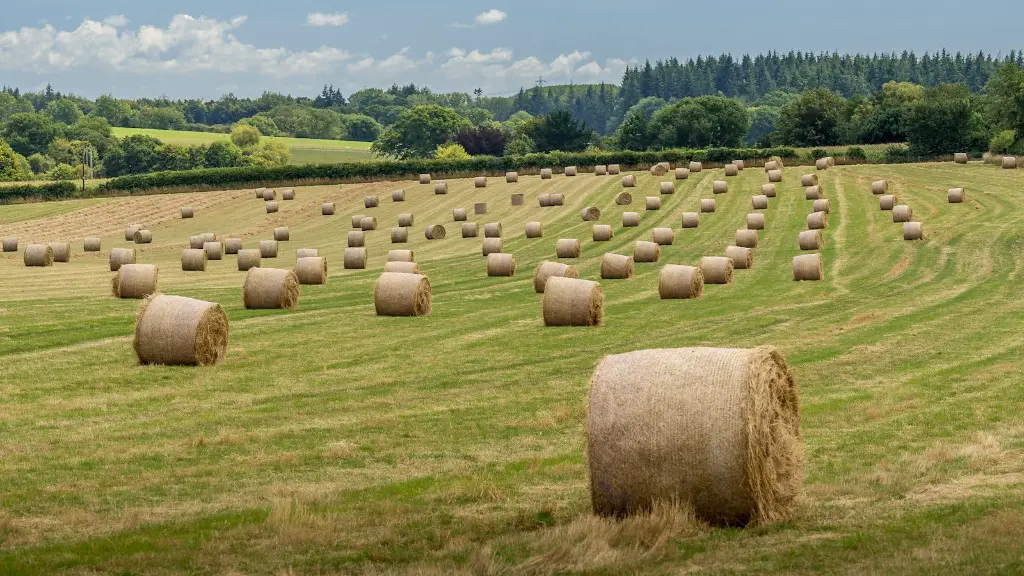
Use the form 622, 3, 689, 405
845, 146, 868, 160
434, 143, 471, 161
47, 163, 79, 181
989, 130, 1017, 154
0, 181, 76, 203
230, 125, 261, 148
28, 153, 55, 175
882, 144, 914, 164
810, 148, 829, 159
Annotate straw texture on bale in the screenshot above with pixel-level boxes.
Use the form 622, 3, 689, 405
506, 171, 519, 183
24, 244, 54, 266
525, 221, 543, 238
1002, 156, 1017, 169
608, 164, 621, 175
675, 167, 689, 180
511, 193, 524, 205
364, 195, 379, 208
649, 164, 667, 176
747, 213, 766, 230
761, 183, 776, 197
462, 222, 480, 238
451, 208, 468, 222
812, 199, 831, 213
565, 166, 578, 177
892, 205, 913, 223
109, 247, 136, 271
203, 241, 223, 260
419, 174, 431, 184
125, 225, 142, 241
983, 152, 996, 164
733, 159, 745, 170
84, 237, 101, 252
815, 158, 829, 170
373, 271, 433, 317
243, 268, 300, 309
633, 240, 661, 263
273, 227, 289, 242
387, 249, 414, 263
50, 242, 71, 262
133, 229, 153, 244
622, 212, 640, 227
343, 231, 363, 248
735, 229, 759, 248
390, 212, 412, 227
871, 180, 888, 194
660, 182, 675, 195
259, 239, 278, 258
282, 189, 295, 201
385, 261, 421, 274
793, 254, 823, 281
321, 202, 336, 216
701, 198, 717, 213
595, 165, 607, 176
474, 177, 487, 188
878, 195, 897, 211
726, 246, 754, 270
2, 237, 17, 252
541, 168, 553, 179
475, 202, 488, 216
587, 346, 801, 524
556, 238, 581, 258
947, 188, 965, 203
181, 207, 194, 219
265, 201, 279, 214
699, 256, 734, 284
391, 227, 409, 243
804, 186, 822, 200
484, 222, 503, 237
133, 294, 228, 366
237, 249, 261, 271
351, 215, 365, 229
807, 212, 829, 230
600, 253, 634, 279
343, 247, 367, 269
621, 175, 636, 188
425, 224, 446, 240
764, 161, 779, 172
801, 174, 819, 187
549, 193, 564, 206
689, 161, 703, 172
713, 180, 728, 194
615, 192, 632, 205
798, 230, 823, 251
954, 153, 968, 164
296, 248, 318, 259
652, 227, 674, 245
181, 249, 207, 271
482, 237, 504, 256
903, 222, 924, 240
112, 264, 158, 299
263, 189, 276, 201
533, 261, 578, 293
486, 253, 516, 276
360, 216, 378, 231
646, 197, 662, 211
434, 181, 448, 195
658, 265, 704, 299
255, 188, 267, 198
538, 194, 552, 207
768, 169, 783, 183
725, 164, 739, 177
593, 224, 613, 242
221, 238, 241, 255
581, 206, 601, 221
542, 277, 603, 327
681, 212, 699, 228
295, 256, 328, 285
752, 195, 768, 210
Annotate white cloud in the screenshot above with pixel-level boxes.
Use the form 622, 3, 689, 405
306, 12, 349, 27
103, 15, 129, 27
474, 9, 507, 25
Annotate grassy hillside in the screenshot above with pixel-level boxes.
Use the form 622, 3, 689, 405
0, 163, 1021, 574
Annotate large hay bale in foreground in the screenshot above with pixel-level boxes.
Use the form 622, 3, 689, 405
600, 253, 634, 279
296, 248, 319, 259
581, 207, 601, 221
646, 197, 662, 211
2, 237, 17, 252
543, 277, 603, 327
608, 164, 621, 175
274, 227, 290, 241
688, 161, 703, 173
484, 222, 503, 238
282, 189, 295, 201
595, 165, 608, 176
385, 261, 421, 274
259, 240, 278, 258
243, 268, 300, 309
565, 166, 578, 177
622, 212, 640, 227
1002, 156, 1017, 169
793, 254, 823, 281
419, 174, 431, 184
374, 272, 432, 316
812, 199, 831, 214
388, 249, 414, 263
112, 264, 158, 299
344, 247, 367, 269
767, 170, 783, 183
322, 202, 335, 215
364, 195, 379, 208
652, 227, 674, 245
904, 222, 924, 240
533, 261, 579, 293
807, 212, 828, 230
392, 190, 405, 202
805, 186, 822, 200
237, 249, 261, 271
425, 224, 446, 240
659, 265, 704, 299
525, 221, 543, 238
462, 223, 479, 238
615, 192, 632, 205
633, 241, 660, 263
681, 212, 699, 228
735, 229, 758, 248
621, 175, 636, 188
892, 205, 913, 223
391, 227, 409, 243
541, 168, 553, 179
360, 216, 377, 231
225, 238, 242, 254
761, 183, 776, 197
181, 207, 193, 219
871, 180, 888, 195
133, 229, 152, 244
699, 256, 733, 284
954, 153, 969, 164
798, 230, 823, 251
506, 171, 519, 183
486, 253, 516, 276
482, 237, 504, 256
266, 201, 279, 214
747, 213, 766, 230
398, 213, 414, 227
181, 249, 207, 271
593, 224, 613, 242
660, 182, 675, 195
348, 231, 365, 248
24, 244, 54, 267
453, 208, 468, 221
726, 245, 753, 270
475, 203, 488, 215
752, 195, 768, 210
947, 188, 965, 203
587, 346, 801, 524
434, 181, 448, 195
700, 198, 717, 213
84, 237, 101, 252
713, 180, 728, 194
474, 177, 487, 188
133, 294, 228, 366
50, 242, 71, 262
556, 238, 581, 258
879, 195, 897, 211
295, 256, 328, 285
203, 241, 223, 260
110, 247, 136, 271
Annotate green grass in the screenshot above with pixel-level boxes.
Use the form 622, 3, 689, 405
111, 127, 374, 165
0, 163, 1022, 574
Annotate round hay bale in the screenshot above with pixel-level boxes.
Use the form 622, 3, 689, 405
396, 213, 414, 227
595, 165, 608, 176
486, 253, 516, 276
892, 205, 913, 223
649, 164, 667, 176
112, 264, 158, 299
506, 171, 519, 183
593, 224, 613, 242
699, 256, 733, 284
237, 249, 261, 271
807, 212, 829, 230
525, 222, 543, 238
725, 164, 739, 177
110, 247, 136, 271
360, 216, 378, 231
541, 168, 553, 179
263, 189, 276, 201
181, 249, 207, 271
621, 175, 636, 188
555, 239, 582, 259
125, 225, 142, 241
225, 238, 242, 254
50, 242, 71, 262
764, 161, 779, 172
733, 159, 745, 170
700, 198, 717, 213
660, 182, 675, 195
181, 207, 194, 219
608, 164, 621, 175
679, 212, 699, 229
761, 184, 777, 197
879, 195, 897, 211
341, 247, 366, 270
565, 166, 578, 177
351, 215, 365, 229
871, 180, 888, 195
243, 268, 300, 309
133, 229, 153, 244
633, 241, 661, 263
615, 192, 633, 205
2, 237, 17, 252
434, 181, 448, 195
812, 199, 831, 214
347, 231, 365, 248
24, 244, 53, 267
265, 201, 279, 214
462, 223, 480, 238
133, 294, 228, 366
419, 174, 431, 184
622, 212, 640, 227
735, 229, 758, 248
954, 153, 969, 164
815, 158, 829, 170
392, 189, 405, 202
484, 222, 503, 238
587, 346, 801, 524
726, 246, 753, 270
983, 152, 996, 164
713, 180, 728, 194
475, 203, 488, 216
259, 240, 279, 258
533, 261, 579, 293
752, 195, 768, 210
538, 194, 552, 207
296, 248, 319, 259
826, 156, 835, 167
322, 202, 336, 216
385, 261, 421, 274
282, 189, 295, 201
947, 188, 965, 203
425, 224, 446, 240
511, 193, 525, 205
549, 194, 565, 206
793, 254, 823, 281
482, 237, 504, 256
768, 170, 783, 183
255, 188, 268, 199
798, 230, 823, 251
295, 256, 328, 285
805, 186, 822, 200
203, 241, 223, 260
474, 177, 487, 188
273, 227, 290, 242
1001, 156, 1017, 169
903, 222, 924, 240
646, 197, 662, 211
364, 195, 380, 208
747, 213, 766, 230
601, 253, 634, 279
374, 272, 431, 316
658, 265, 704, 299
453, 208, 468, 221
84, 237, 101, 252
674, 167, 689, 180
652, 228, 674, 246
387, 249, 414, 263
689, 161, 703, 173
581, 207, 601, 222
391, 227, 409, 244
542, 277, 603, 327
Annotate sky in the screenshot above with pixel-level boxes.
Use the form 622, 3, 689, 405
1, 0, 1021, 100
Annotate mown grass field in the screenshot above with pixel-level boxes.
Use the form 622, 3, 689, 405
0, 162, 1022, 574
111, 127, 375, 165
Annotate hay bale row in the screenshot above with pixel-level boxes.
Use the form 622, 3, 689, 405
793, 254, 822, 281
244, 268, 299, 309
24, 244, 54, 266
133, 294, 228, 366
112, 264, 158, 299
726, 246, 753, 270
375, 272, 431, 316
658, 265, 703, 299
486, 253, 516, 276
542, 277, 603, 327
556, 238, 581, 258
634, 241, 660, 263
238, 249, 261, 271
295, 256, 328, 285
425, 224, 446, 240
344, 247, 367, 269
526, 221, 543, 238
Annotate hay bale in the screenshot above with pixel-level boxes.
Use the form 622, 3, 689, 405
23, 244, 53, 267
296, 248, 319, 259
878, 195, 897, 211
733, 159, 745, 170
525, 222, 543, 238
653, 227, 674, 245
646, 197, 662, 211
387, 249, 414, 263
549, 194, 565, 206
181, 249, 207, 271
793, 254, 823, 281
282, 189, 295, 201
295, 256, 328, 285
256, 188, 268, 198
237, 249, 261, 271
747, 213, 766, 230
344, 247, 367, 269
871, 180, 888, 194
125, 225, 142, 241
263, 189, 276, 201
484, 221, 503, 238
266, 201, 279, 214
801, 174, 818, 187
385, 261, 421, 274
621, 175, 636, 188
511, 193, 524, 205
700, 198, 717, 213
726, 246, 753, 270
675, 167, 690, 180
542, 277, 603, 327
482, 237, 504, 256
2, 237, 17, 252
133, 229, 152, 244
689, 161, 703, 173
259, 239, 279, 258
983, 152, 996, 164
947, 188, 965, 203
223, 238, 242, 255
463, 223, 480, 238
660, 182, 675, 195
243, 268, 300, 309
273, 227, 290, 242
453, 208, 468, 221
761, 184, 776, 197
475, 203, 488, 215
419, 174, 431, 184
425, 224, 446, 240
395, 213, 414, 228
798, 230, 823, 251
768, 170, 783, 183
608, 164, 621, 175
713, 180, 728, 194
595, 165, 608, 176
204, 241, 223, 260
556, 238, 581, 258
541, 168, 553, 179
892, 205, 913, 223
735, 229, 759, 248
621, 212, 641, 227
1002, 156, 1017, 169
681, 212, 699, 228
954, 153, 969, 164
360, 216, 378, 231
350, 215, 365, 229
181, 207, 194, 219
486, 253, 516, 276
601, 253, 634, 279
658, 265, 704, 299
633, 241, 660, 263
112, 264, 158, 299
826, 156, 835, 167
50, 242, 71, 262
84, 237, 101, 252
699, 256, 733, 284
903, 222, 924, 240
474, 177, 487, 188
764, 161, 779, 172
391, 227, 409, 243
805, 186, 822, 200
348, 231, 365, 248
815, 158, 829, 170
533, 261, 579, 293
538, 194, 552, 207
615, 192, 633, 205
506, 171, 519, 183
110, 247, 136, 271
392, 190, 405, 202
807, 212, 828, 230
374, 272, 431, 316
593, 224, 613, 242
581, 207, 601, 221
365, 195, 380, 208
812, 199, 831, 214
649, 164, 667, 176
322, 202, 336, 215
725, 164, 739, 177
133, 294, 228, 366
434, 181, 448, 195
565, 166, 578, 177
752, 195, 768, 210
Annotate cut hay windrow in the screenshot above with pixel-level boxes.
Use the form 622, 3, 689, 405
506, 171, 519, 183
181, 207, 194, 219
263, 189, 276, 201
954, 153, 968, 164
600, 253, 634, 279
533, 261, 579, 293
133, 294, 228, 366
282, 189, 295, 201
237, 249, 261, 271
1002, 156, 1017, 169
374, 271, 432, 316
462, 222, 480, 238
181, 249, 207, 271
391, 227, 409, 243
344, 247, 367, 269
243, 268, 300, 309
84, 237, 101, 252
364, 195, 380, 208
581, 207, 601, 221
903, 222, 924, 240
398, 213, 414, 227
351, 215, 365, 229
812, 199, 831, 213
815, 158, 829, 170
621, 175, 636, 188
475, 203, 488, 215
525, 222, 543, 238
658, 265, 704, 299
348, 231, 365, 247
542, 277, 603, 327
24, 244, 54, 267
725, 164, 739, 177
595, 165, 608, 176
675, 167, 690, 180
225, 238, 242, 254
793, 253, 823, 281
203, 241, 223, 260
453, 208, 468, 221
259, 240, 279, 258
752, 195, 769, 210
50, 242, 71, 262
384, 261, 421, 274
892, 205, 913, 223
615, 192, 632, 205
266, 201, 279, 214
699, 256, 734, 284
110, 247, 136, 271
556, 238, 581, 258
761, 183, 776, 197
133, 229, 153, 244
701, 198, 717, 213
646, 197, 662, 211
295, 256, 328, 285
633, 241, 660, 263
805, 186, 822, 201
768, 169, 783, 183
274, 227, 289, 241
125, 225, 142, 241
807, 212, 829, 230
713, 180, 728, 194
425, 224, 446, 240
871, 180, 888, 195
387, 249, 414, 263
482, 237, 504, 256
798, 230, 823, 251
726, 245, 753, 269
747, 213, 766, 230
392, 190, 405, 202
360, 216, 378, 231
486, 253, 516, 277
735, 229, 758, 248
652, 227, 674, 246
681, 212, 699, 228
660, 182, 675, 195
541, 168, 553, 179
802, 174, 819, 187
565, 166, 578, 177
549, 193, 565, 206
112, 264, 158, 299
587, 345, 802, 525
2, 237, 17, 252
419, 174, 431, 184
322, 202, 336, 215
608, 164, 621, 175
296, 248, 319, 259
593, 224, 613, 241
689, 161, 703, 173
947, 188, 965, 203
511, 193, 524, 205
475, 176, 487, 188
484, 222, 503, 238
434, 181, 448, 195
622, 212, 640, 227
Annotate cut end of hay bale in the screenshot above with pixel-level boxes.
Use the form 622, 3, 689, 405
243, 268, 300, 309
374, 272, 432, 316
581, 207, 601, 221
542, 277, 603, 327
133, 294, 229, 366
615, 192, 633, 205
425, 224, 446, 240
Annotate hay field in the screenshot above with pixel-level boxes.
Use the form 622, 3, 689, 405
0, 163, 1022, 574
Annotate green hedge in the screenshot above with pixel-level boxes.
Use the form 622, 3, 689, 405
0, 181, 78, 203
101, 147, 798, 192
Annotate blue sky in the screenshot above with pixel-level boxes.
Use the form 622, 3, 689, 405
2, 0, 1020, 99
